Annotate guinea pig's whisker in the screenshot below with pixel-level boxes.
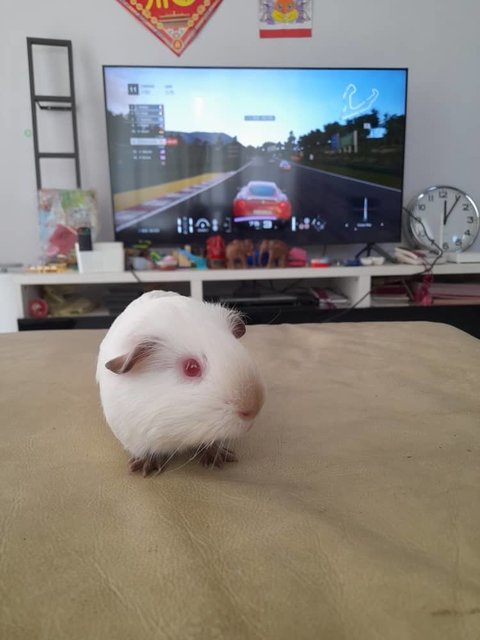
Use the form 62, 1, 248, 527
212, 437, 227, 469
164, 441, 206, 474
164, 439, 204, 472
224, 436, 232, 454
161, 438, 193, 470
189, 441, 208, 463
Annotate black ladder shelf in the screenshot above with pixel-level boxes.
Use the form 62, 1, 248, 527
26, 37, 81, 190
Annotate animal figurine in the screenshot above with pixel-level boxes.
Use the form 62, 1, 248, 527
96, 291, 265, 476
258, 240, 290, 268
205, 235, 226, 269
225, 239, 255, 269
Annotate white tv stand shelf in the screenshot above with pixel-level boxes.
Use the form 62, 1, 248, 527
2, 262, 480, 333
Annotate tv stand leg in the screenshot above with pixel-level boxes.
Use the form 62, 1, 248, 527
190, 279, 203, 300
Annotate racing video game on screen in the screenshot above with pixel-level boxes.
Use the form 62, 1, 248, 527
104, 67, 407, 245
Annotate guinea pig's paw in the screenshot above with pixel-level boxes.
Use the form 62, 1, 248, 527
128, 452, 170, 477
198, 444, 238, 469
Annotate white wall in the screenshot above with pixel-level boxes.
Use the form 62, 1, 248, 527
1, 0, 479, 265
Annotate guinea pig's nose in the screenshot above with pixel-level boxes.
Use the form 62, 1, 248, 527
238, 409, 257, 420
237, 393, 264, 421
234, 376, 265, 422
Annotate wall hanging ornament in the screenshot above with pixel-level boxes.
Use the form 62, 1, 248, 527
115, 0, 224, 56
259, 0, 312, 38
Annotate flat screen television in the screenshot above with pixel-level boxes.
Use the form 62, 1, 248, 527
103, 66, 408, 248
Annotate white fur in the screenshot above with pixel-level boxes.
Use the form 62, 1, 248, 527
96, 291, 265, 459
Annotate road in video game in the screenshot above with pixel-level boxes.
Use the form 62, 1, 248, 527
104, 67, 407, 244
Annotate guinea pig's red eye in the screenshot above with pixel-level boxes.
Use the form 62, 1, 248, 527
182, 358, 202, 378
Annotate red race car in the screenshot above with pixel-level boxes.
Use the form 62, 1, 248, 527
233, 181, 292, 221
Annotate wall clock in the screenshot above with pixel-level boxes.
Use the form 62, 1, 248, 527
406, 185, 480, 252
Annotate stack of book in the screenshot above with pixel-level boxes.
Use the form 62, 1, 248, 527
371, 283, 411, 307
412, 282, 480, 305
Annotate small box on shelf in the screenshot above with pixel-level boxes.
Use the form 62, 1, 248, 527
75, 242, 124, 274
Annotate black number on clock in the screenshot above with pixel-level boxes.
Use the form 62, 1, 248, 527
462, 203, 470, 211
439, 190, 448, 198
443, 242, 450, 250
465, 229, 471, 236
455, 239, 462, 246
418, 204, 426, 211
467, 216, 474, 223
428, 194, 434, 201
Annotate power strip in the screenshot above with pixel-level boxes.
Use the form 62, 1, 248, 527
445, 252, 480, 263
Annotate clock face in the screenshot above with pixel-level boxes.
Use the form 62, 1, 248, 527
408, 186, 480, 252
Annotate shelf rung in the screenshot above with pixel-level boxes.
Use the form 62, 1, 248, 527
28, 37, 72, 47
37, 105, 72, 112
34, 95, 72, 103
35, 95, 73, 111
38, 152, 77, 159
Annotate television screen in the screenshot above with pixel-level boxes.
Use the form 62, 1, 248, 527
103, 66, 408, 247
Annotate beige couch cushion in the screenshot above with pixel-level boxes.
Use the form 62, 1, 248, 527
1, 322, 479, 639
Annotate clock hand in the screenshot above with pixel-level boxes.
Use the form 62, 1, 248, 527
444, 194, 461, 224
443, 200, 447, 225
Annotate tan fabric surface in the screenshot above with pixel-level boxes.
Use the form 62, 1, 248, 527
1, 322, 480, 640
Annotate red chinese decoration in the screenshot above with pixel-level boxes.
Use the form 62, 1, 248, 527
115, 0, 224, 56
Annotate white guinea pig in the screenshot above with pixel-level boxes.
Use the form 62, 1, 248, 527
96, 290, 265, 476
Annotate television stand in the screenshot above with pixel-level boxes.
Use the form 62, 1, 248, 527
4, 264, 480, 340
355, 243, 395, 262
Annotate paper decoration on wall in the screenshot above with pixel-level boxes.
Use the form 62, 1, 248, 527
259, 1, 312, 38
115, 0, 224, 56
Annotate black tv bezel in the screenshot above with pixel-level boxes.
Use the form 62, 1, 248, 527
102, 64, 409, 248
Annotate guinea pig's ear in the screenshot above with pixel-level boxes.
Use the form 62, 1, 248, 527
105, 338, 159, 374
230, 314, 246, 339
